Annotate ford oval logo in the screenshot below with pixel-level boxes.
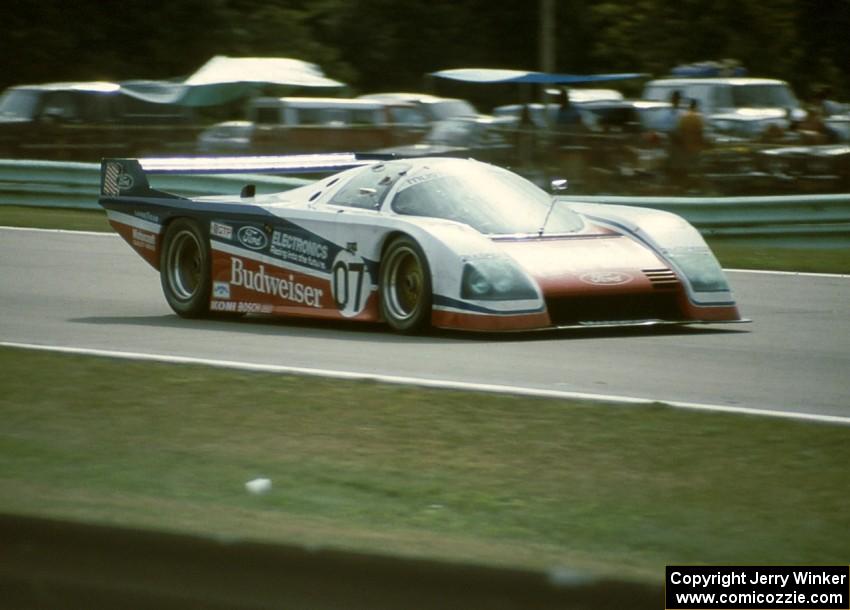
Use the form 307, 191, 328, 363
580, 271, 633, 286
116, 173, 134, 190
237, 226, 268, 251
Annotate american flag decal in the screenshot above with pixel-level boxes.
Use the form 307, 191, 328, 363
103, 162, 122, 197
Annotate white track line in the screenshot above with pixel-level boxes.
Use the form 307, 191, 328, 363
0, 226, 115, 237
726, 268, 849, 279
2, 341, 848, 426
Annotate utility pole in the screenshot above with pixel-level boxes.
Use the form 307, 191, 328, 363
539, 0, 556, 74
538, 0, 558, 182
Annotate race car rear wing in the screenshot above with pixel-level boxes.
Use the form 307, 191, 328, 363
100, 153, 393, 198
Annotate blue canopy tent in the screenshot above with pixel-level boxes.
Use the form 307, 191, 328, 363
428, 68, 648, 111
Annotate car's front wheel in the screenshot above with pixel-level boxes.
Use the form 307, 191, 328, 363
160, 218, 211, 318
380, 236, 432, 333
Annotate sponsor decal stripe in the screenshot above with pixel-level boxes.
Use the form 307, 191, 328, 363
1, 229, 847, 280
106, 210, 162, 234
2, 341, 848, 426
213, 240, 332, 281
433, 294, 544, 316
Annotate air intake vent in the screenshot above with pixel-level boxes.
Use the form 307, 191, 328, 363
545, 293, 682, 326
644, 268, 680, 290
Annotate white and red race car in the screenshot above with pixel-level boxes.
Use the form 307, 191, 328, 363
99, 154, 744, 332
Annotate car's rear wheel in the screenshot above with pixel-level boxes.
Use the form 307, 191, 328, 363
160, 218, 211, 318
380, 236, 432, 333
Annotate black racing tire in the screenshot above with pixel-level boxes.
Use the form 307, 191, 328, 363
159, 218, 212, 318
380, 236, 432, 333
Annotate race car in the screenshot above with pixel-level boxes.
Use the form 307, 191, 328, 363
98, 153, 745, 332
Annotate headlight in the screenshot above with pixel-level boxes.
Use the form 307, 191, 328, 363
664, 247, 729, 293
461, 258, 539, 300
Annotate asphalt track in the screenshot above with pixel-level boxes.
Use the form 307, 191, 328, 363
1, 227, 848, 420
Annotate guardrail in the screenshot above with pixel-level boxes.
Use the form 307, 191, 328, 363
0, 513, 660, 609
572, 193, 850, 242
1, 159, 848, 245
0, 159, 308, 209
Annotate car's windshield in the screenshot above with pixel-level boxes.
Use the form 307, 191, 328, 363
0, 90, 39, 119
636, 105, 674, 132
390, 161, 584, 235
430, 100, 477, 120
579, 104, 641, 133
426, 120, 477, 145
728, 84, 798, 108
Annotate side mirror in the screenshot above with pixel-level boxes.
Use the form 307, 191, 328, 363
550, 178, 568, 192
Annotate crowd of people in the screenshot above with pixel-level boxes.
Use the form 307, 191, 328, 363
509, 88, 712, 192
517, 83, 848, 194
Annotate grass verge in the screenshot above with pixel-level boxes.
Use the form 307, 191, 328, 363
1, 205, 847, 273
0, 205, 112, 232
706, 239, 849, 274
1, 346, 848, 582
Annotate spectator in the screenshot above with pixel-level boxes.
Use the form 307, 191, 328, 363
676, 99, 706, 188
799, 94, 835, 143
663, 90, 683, 134
815, 86, 845, 117
802, 87, 843, 143
555, 88, 581, 130
678, 98, 705, 155
664, 90, 686, 184
515, 104, 538, 167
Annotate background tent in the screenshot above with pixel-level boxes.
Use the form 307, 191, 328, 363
430, 68, 647, 85
428, 68, 648, 111
121, 56, 345, 108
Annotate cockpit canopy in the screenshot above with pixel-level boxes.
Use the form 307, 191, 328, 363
331, 158, 584, 236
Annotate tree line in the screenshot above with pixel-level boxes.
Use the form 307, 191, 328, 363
2, 0, 848, 102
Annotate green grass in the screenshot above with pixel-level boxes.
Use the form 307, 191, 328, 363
0, 205, 111, 232
706, 239, 850, 274
1, 205, 847, 273
1, 346, 848, 582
